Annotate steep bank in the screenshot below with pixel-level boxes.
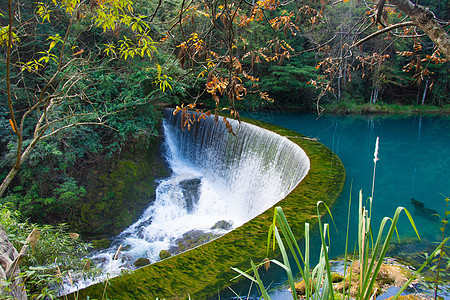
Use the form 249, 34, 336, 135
73, 128, 171, 239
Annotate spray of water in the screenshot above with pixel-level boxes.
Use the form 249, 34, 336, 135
62, 110, 310, 294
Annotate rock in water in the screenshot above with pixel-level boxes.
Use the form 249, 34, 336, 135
159, 250, 172, 260
411, 198, 439, 220
178, 178, 202, 213
168, 229, 220, 255
211, 220, 233, 230
134, 257, 151, 268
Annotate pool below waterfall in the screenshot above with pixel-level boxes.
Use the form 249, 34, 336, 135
239, 111, 450, 299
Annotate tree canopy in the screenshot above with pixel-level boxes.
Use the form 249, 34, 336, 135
0, 0, 448, 221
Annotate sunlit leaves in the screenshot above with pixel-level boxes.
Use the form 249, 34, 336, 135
103, 43, 117, 56
36, 2, 52, 22
177, 33, 204, 54
54, 0, 81, 15
47, 34, 62, 51
154, 64, 173, 92
270, 11, 300, 36
0, 25, 19, 47
397, 45, 447, 85
298, 5, 323, 26
259, 92, 273, 103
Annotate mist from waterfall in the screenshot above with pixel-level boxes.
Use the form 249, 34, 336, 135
62, 109, 310, 294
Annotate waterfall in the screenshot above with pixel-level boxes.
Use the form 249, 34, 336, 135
62, 109, 310, 294
164, 109, 310, 220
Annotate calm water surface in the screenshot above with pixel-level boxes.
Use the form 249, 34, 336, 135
229, 112, 450, 299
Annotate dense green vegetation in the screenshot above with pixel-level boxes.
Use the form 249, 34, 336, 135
0, 0, 448, 298
0, 0, 181, 235
0, 204, 96, 299
1, 0, 448, 232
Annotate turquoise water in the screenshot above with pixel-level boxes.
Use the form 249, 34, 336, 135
227, 112, 450, 299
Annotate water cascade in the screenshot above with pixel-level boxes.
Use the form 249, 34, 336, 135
64, 109, 310, 294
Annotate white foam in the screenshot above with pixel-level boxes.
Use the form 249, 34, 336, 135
61, 111, 310, 295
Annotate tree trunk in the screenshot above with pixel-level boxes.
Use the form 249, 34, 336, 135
0, 133, 43, 198
0, 226, 27, 300
0, 167, 19, 198
389, 0, 450, 60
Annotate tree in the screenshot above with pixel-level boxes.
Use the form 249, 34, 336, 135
294, 0, 449, 109
0, 0, 163, 197
388, 0, 449, 60
161, 0, 448, 115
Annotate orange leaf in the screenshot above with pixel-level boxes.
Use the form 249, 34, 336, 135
72, 49, 85, 56
9, 119, 16, 133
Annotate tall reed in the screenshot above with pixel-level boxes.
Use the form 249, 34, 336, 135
232, 137, 447, 299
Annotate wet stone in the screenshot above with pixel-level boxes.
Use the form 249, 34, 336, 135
159, 250, 171, 260
211, 220, 233, 230
168, 229, 220, 255
134, 257, 151, 268
178, 178, 202, 213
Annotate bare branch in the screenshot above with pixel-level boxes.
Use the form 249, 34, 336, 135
40, 122, 118, 140
351, 21, 415, 49
150, 0, 162, 22
389, 0, 450, 60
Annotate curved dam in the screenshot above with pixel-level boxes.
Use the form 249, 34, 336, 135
163, 109, 310, 226
71, 109, 345, 299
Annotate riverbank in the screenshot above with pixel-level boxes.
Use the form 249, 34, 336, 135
321, 102, 450, 115
74, 132, 171, 240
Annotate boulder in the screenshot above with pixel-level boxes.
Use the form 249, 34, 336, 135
211, 220, 233, 230
294, 279, 316, 296
159, 250, 171, 260
134, 257, 151, 268
178, 178, 202, 213
334, 260, 410, 298
168, 230, 220, 255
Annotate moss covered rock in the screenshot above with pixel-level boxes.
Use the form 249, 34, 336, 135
74, 131, 171, 239
334, 260, 411, 298
159, 250, 171, 260
134, 258, 151, 268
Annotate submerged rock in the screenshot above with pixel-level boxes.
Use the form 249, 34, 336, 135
211, 220, 233, 230
178, 178, 202, 213
411, 198, 439, 221
168, 229, 220, 255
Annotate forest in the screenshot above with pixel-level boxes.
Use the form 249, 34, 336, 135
0, 0, 449, 298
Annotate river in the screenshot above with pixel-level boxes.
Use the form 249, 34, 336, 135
236, 111, 450, 299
